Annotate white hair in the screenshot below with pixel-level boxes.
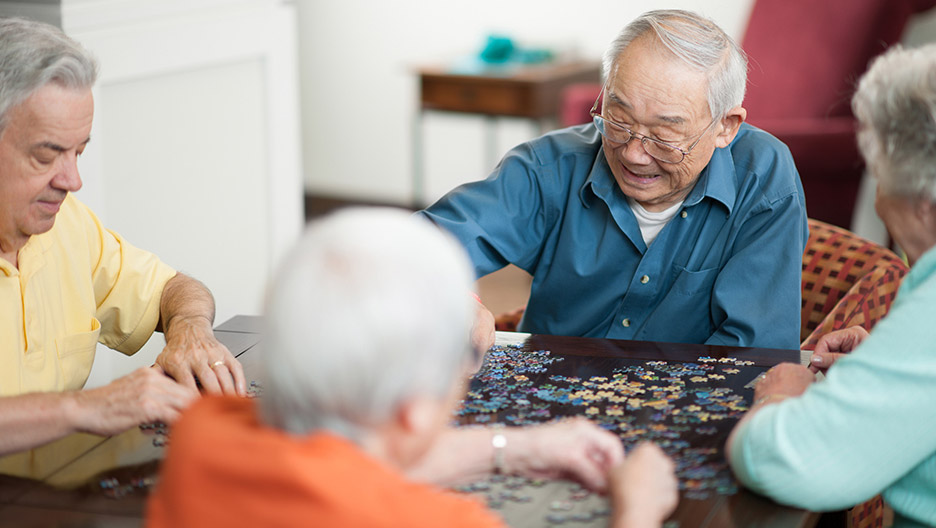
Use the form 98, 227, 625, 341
259, 208, 477, 442
852, 43, 936, 203
603, 9, 747, 119
0, 17, 98, 134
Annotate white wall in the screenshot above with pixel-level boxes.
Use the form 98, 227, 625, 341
297, 0, 756, 206
905, 7, 936, 46
59, 0, 304, 386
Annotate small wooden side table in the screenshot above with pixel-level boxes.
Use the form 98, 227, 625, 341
412, 60, 601, 206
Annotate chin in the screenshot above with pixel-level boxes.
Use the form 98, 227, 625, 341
25, 218, 58, 237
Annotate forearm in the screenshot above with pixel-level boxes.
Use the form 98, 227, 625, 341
406, 427, 497, 485
726, 376, 901, 510
152, 273, 244, 395
0, 392, 79, 456
156, 273, 215, 335
725, 394, 789, 455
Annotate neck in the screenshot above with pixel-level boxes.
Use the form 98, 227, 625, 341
0, 234, 25, 269
357, 420, 428, 473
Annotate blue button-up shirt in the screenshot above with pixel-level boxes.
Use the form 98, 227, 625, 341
418, 123, 808, 349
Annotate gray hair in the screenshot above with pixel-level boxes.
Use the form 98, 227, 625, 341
0, 17, 98, 133
852, 43, 936, 203
259, 208, 477, 442
603, 9, 747, 119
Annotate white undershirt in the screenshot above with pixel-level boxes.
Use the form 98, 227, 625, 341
627, 196, 683, 246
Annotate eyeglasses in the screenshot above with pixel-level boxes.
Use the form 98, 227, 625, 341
589, 91, 717, 164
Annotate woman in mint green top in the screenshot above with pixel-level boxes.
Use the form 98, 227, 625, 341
727, 43, 936, 528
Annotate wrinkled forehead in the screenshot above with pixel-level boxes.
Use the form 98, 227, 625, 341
604, 40, 711, 125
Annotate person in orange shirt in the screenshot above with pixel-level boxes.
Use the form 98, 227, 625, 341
147, 208, 678, 528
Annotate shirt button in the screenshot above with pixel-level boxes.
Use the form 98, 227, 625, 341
681, 210, 688, 219
622, 318, 631, 327
640, 275, 650, 284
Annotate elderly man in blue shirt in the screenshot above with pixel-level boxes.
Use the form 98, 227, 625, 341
419, 9, 807, 350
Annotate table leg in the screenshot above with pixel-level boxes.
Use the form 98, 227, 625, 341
484, 115, 499, 172
411, 108, 425, 208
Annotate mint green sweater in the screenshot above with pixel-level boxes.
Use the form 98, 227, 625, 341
729, 246, 936, 527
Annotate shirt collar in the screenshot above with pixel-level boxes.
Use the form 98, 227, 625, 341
580, 143, 738, 215
579, 151, 614, 209
684, 145, 737, 214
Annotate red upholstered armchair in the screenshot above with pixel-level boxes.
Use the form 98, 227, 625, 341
742, 0, 936, 229
559, 1, 936, 229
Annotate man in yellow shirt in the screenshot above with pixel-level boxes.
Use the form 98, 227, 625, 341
0, 18, 245, 455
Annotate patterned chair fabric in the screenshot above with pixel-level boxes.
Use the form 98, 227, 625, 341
800, 218, 909, 349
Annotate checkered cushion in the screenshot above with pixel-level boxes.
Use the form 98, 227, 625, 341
851, 495, 885, 528
800, 219, 909, 348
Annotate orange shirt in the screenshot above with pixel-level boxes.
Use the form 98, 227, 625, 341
147, 396, 505, 528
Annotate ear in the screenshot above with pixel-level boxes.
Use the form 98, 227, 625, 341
915, 197, 936, 233
713, 106, 747, 149
395, 396, 444, 437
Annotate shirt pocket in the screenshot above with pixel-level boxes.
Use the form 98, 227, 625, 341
55, 317, 100, 391
670, 265, 719, 296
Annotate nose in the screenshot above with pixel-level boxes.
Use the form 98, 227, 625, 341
618, 136, 655, 165
52, 153, 83, 192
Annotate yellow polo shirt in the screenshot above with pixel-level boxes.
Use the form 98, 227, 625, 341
0, 194, 176, 396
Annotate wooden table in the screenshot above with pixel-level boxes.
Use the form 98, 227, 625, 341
459, 333, 819, 528
0, 317, 818, 527
412, 60, 600, 206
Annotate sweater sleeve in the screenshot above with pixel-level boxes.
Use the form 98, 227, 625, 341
729, 261, 936, 510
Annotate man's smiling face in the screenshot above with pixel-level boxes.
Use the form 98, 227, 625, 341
600, 34, 720, 212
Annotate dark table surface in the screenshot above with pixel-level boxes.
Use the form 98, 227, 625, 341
0, 317, 817, 527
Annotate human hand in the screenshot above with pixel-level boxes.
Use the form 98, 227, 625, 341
610, 442, 678, 528
470, 298, 496, 360
753, 363, 815, 404
504, 417, 625, 492
157, 315, 246, 396
68, 366, 198, 436
725, 363, 816, 455
808, 326, 870, 373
